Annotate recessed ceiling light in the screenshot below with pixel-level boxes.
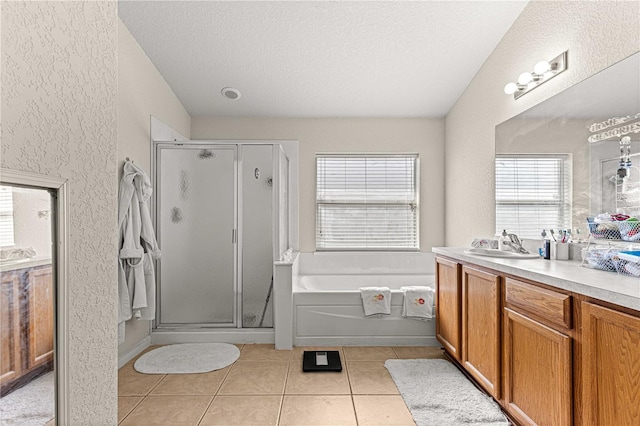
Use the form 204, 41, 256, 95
221, 87, 242, 100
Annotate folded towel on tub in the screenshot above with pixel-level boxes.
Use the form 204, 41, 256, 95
401, 286, 434, 320
359, 287, 391, 317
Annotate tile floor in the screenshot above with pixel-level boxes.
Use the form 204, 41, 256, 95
118, 345, 447, 426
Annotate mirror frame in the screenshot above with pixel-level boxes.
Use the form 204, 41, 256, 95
1, 168, 69, 425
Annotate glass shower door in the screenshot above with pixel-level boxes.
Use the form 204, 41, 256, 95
157, 145, 237, 326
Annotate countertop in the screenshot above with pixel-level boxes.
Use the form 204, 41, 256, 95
432, 247, 640, 312
0, 257, 52, 272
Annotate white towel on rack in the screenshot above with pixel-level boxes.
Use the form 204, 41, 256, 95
360, 287, 391, 317
401, 286, 434, 320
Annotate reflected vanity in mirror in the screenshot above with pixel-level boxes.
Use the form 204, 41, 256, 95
496, 52, 640, 239
0, 185, 56, 425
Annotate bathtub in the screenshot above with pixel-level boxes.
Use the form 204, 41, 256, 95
293, 271, 437, 346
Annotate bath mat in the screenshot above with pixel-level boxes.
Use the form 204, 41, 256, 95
0, 371, 55, 426
385, 358, 508, 426
134, 343, 240, 374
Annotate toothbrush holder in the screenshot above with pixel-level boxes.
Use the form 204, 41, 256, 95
551, 242, 569, 260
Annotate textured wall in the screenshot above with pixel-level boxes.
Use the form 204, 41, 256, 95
117, 18, 191, 361
191, 117, 445, 252
1, 2, 118, 424
445, 1, 640, 246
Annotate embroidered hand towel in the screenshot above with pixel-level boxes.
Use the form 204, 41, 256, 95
360, 287, 391, 317
401, 286, 434, 320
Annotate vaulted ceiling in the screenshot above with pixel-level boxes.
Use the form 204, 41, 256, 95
119, 1, 528, 118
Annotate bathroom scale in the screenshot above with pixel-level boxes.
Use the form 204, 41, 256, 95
303, 351, 342, 372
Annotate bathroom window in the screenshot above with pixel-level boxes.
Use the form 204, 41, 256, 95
316, 154, 419, 250
495, 154, 572, 239
0, 185, 15, 246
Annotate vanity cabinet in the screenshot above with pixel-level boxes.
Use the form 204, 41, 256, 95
435, 253, 640, 426
1, 272, 22, 385
581, 302, 640, 425
503, 278, 572, 426
27, 266, 54, 368
461, 266, 501, 399
435, 257, 461, 361
0, 264, 54, 395
436, 259, 502, 398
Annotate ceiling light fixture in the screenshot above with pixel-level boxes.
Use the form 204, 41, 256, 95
504, 51, 568, 99
221, 87, 242, 100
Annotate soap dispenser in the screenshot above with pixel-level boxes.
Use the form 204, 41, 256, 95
498, 230, 509, 251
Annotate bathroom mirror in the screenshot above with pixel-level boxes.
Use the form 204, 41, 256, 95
496, 51, 640, 238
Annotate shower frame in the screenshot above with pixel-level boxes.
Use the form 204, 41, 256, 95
151, 140, 289, 332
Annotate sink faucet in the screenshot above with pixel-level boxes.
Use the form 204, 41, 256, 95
503, 234, 530, 254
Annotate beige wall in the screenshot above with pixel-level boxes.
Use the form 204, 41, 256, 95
191, 117, 445, 252
1, 2, 118, 423
445, 1, 640, 246
117, 19, 191, 360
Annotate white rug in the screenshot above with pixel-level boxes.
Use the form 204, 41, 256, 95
134, 343, 240, 374
0, 371, 55, 426
385, 359, 509, 426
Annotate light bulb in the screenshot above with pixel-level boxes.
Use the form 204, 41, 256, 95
533, 60, 551, 75
517, 72, 533, 85
504, 82, 518, 95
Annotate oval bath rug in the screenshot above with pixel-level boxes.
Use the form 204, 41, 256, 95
134, 343, 240, 374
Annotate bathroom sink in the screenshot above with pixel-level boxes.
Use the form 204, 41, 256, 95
464, 248, 540, 259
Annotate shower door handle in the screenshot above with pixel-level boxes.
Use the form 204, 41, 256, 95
232, 229, 237, 244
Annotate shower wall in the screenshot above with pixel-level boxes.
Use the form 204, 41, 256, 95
276, 147, 290, 258
241, 145, 274, 328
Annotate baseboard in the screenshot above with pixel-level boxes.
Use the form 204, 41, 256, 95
118, 336, 151, 369
293, 336, 439, 347
151, 328, 275, 346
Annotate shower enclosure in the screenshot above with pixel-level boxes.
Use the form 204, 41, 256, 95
153, 142, 289, 330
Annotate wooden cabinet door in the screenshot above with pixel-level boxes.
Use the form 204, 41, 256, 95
582, 302, 640, 425
27, 266, 54, 368
435, 257, 461, 361
462, 266, 501, 399
504, 308, 572, 426
0, 272, 22, 385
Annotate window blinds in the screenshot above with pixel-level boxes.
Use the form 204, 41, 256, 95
0, 186, 15, 247
495, 155, 571, 239
316, 155, 419, 250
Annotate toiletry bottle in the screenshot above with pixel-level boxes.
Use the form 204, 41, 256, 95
499, 230, 509, 251
544, 240, 551, 260
541, 229, 551, 260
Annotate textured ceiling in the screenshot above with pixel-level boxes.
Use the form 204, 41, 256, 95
118, 1, 528, 118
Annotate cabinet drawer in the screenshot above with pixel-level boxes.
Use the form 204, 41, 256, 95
505, 278, 572, 329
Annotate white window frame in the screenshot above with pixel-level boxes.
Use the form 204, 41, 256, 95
315, 153, 420, 251
495, 154, 572, 239
0, 185, 15, 247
